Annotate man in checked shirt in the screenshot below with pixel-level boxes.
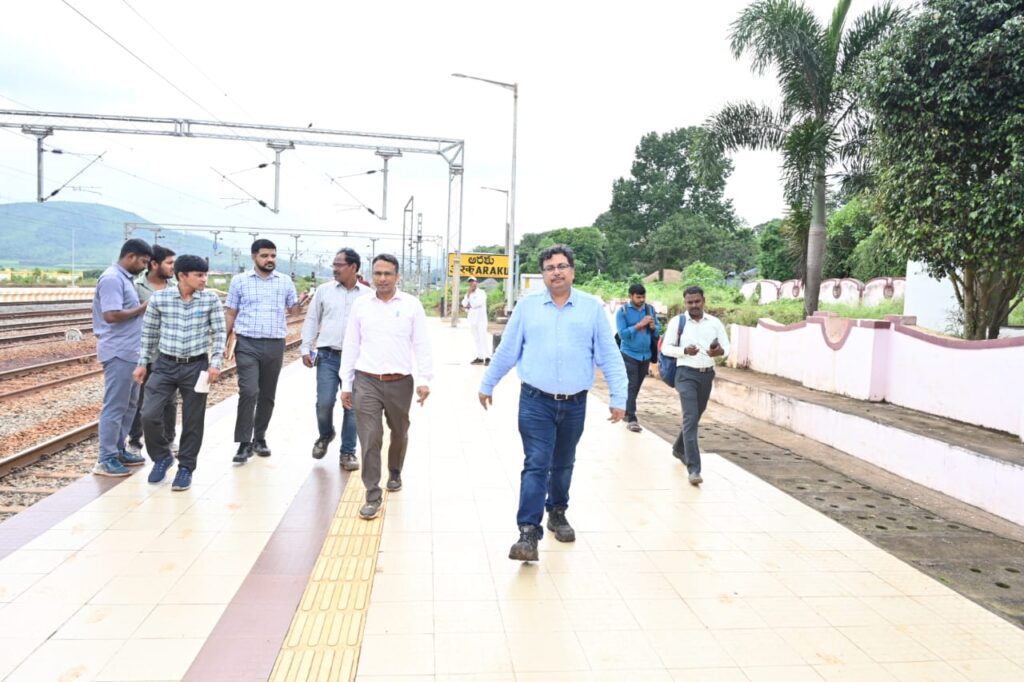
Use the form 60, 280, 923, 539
134, 255, 227, 492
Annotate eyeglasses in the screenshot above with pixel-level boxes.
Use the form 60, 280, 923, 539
332, 261, 351, 267
541, 263, 573, 273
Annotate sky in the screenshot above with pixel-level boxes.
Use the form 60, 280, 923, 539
0, 0, 905, 269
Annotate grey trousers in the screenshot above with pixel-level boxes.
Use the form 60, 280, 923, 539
142, 356, 208, 471
98, 357, 140, 463
233, 335, 285, 443
353, 372, 414, 503
672, 366, 715, 475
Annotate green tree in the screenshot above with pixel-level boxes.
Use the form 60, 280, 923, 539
824, 194, 874, 278
703, 0, 905, 316
756, 218, 798, 280
860, 0, 1024, 339
645, 211, 757, 275
602, 127, 739, 275
516, 227, 609, 282
849, 225, 905, 282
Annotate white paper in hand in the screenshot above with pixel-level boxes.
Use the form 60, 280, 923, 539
194, 370, 210, 393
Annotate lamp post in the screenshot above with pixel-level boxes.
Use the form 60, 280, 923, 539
452, 72, 518, 314
481, 185, 510, 302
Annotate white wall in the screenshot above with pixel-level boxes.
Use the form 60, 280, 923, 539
903, 261, 959, 334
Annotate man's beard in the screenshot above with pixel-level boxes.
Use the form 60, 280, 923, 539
257, 262, 275, 273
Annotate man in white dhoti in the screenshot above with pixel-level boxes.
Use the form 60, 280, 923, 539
461, 277, 491, 365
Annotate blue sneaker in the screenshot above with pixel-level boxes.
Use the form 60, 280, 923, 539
171, 467, 192, 492
92, 459, 131, 477
148, 455, 175, 484
118, 449, 146, 467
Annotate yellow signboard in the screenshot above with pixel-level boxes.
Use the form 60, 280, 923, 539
447, 252, 509, 279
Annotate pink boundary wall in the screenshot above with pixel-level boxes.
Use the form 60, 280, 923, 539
728, 313, 1024, 442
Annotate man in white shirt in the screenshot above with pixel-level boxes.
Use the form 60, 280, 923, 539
301, 247, 371, 470
340, 254, 434, 520
461, 276, 491, 365
660, 285, 730, 485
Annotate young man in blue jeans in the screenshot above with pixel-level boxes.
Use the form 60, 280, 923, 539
479, 244, 628, 562
300, 247, 371, 470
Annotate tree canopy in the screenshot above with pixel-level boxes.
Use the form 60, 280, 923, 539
599, 127, 751, 277
860, 0, 1024, 338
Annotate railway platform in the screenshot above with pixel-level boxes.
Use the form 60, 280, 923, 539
1, 319, 1023, 681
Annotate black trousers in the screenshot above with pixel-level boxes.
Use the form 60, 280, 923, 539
142, 356, 208, 471
621, 353, 650, 422
233, 335, 286, 443
129, 364, 176, 446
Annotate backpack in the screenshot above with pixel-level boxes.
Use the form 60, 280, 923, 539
657, 314, 686, 387
614, 304, 658, 360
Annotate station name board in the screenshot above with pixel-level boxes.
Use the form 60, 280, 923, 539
447, 252, 509, 279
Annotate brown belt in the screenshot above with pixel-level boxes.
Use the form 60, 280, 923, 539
357, 370, 410, 382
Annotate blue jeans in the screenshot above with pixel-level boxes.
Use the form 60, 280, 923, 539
315, 348, 357, 454
516, 384, 587, 531
98, 357, 140, 463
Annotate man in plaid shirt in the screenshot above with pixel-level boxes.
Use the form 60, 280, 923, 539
134, 254, 227, 491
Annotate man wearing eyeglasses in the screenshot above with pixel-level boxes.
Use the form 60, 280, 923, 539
340, 254, 434, 520
301, 247, 371, 470
479, 244, 628, 562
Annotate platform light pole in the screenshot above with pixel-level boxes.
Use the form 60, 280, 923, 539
452, 73, 518, 313
481, 185, 510, 301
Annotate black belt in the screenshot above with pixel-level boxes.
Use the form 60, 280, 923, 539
522, 382, 587, 402
681, 365, 714, 374
161, 352, 207, 364
317, 347, 342, 354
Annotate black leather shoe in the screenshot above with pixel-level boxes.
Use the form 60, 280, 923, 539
233, 442, 253, 464
508, 524, 541, 562
252, 439, 271, 457
386, 472, 402, 492
470, 358, 485, 365
546, 508, 576, 543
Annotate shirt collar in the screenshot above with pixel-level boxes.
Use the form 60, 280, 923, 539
114, 263, 134, 280
542, 287, 577, 306
247, 268, 281, 279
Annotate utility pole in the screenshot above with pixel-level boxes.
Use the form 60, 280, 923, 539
416, 213, 424, 294
289, 233, 302, 280
368, 237, 379, 260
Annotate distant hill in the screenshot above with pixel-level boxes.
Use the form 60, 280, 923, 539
0, 202, 317, 274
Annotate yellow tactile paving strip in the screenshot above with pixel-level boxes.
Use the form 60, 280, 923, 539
268, 475, 385, 682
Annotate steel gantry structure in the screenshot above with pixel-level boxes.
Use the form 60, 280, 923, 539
0, 109, 469, 325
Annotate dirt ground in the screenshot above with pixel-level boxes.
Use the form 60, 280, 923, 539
590, 370, 1024, 629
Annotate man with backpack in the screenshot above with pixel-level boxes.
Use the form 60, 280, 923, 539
615, 283, 661, 433
660, 285, 729, 486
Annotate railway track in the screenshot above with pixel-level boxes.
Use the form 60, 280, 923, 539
0, 335, 304, 479
0, 307, 91, 321
0, 316, 93, 332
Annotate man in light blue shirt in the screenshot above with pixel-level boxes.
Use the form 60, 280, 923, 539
91, 238, 152, 476
225, 239, 308, 462
479, 244, 627, 562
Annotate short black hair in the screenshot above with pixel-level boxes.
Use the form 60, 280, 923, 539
683, 285, 705, 298
628, 283, 646, 296
538, 244, 575, 269
251, 238, 276, 254
148, 244, 176, 271
119, 238, 153, 259
174, 254, 209, 276
372, 253, 400, 273
336, 247, 361, 271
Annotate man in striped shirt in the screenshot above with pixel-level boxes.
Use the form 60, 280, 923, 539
134, 254, 227, 492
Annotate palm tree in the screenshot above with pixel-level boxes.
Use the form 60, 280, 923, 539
704, 0, 904, 316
